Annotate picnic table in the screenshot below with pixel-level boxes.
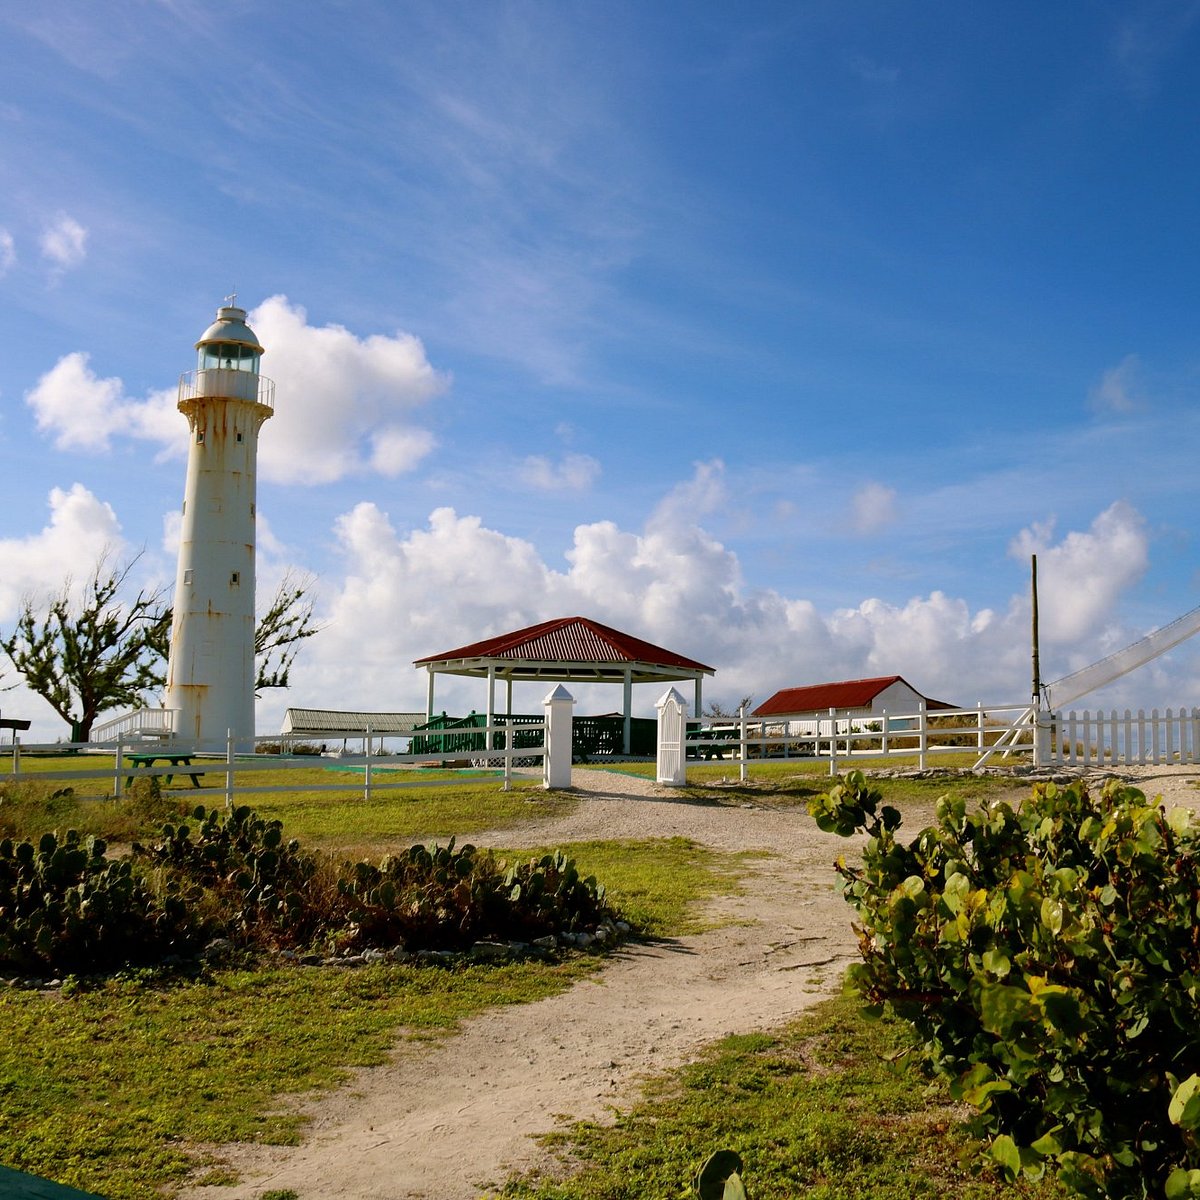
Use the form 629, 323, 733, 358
126, 752, 204, 788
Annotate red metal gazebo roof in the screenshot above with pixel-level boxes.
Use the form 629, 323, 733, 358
414, 616, 714, 683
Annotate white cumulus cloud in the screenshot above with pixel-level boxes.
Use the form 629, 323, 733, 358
262, 465, 1150, 731
0, 484, 126, 619
1008, 501, 1149, 643
25, 352, 181, 455
249, 295, 444, 484
851, 481, 898, 534
519, 452, 601, 491
1090, 354, 1144, 413
23, 296, 444, 482
39, 213, 87, 270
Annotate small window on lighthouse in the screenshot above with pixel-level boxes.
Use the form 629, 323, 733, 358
230, 572, 240, 586
183, 570, 194, 585
236, 431, 244, 443
196, 430, 205, 444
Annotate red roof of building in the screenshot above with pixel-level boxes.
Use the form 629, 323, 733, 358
752, 675, 955, 717
415, 616, 714, 675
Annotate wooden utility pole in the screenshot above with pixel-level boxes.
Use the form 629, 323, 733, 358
1031, 554, 1041, 707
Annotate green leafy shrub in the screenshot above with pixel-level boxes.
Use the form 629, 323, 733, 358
2, 803, 620, 976
0, 828, 196, 973
809, 771, 1200, 1199
134, 804, 324, 946
338, 838, 609, 950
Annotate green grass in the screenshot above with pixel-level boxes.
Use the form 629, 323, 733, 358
0, 758, 579, 850
243, 776, 576, 850
0, 835, 746, 1200
499, 837, 755, 936
501, 992, 1064, 1200
0, 959, 596, 1200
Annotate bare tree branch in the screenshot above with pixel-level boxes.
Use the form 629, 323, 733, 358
253, 570, 323, 692
0, 552, 170, 741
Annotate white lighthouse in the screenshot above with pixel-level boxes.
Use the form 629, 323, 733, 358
165, 301, 274, 750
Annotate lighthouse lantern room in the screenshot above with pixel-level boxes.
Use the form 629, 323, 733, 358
165, 301, 275, 750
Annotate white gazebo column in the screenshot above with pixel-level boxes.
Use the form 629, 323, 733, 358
426, 665, 436, 721
694, 675, 703, 720
486, 664, 496, 751
623, 667, 633, 755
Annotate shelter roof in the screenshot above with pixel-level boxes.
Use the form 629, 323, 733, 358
280, 708, 425, 736
414, 616, 715, 683
752, 675, 955, 717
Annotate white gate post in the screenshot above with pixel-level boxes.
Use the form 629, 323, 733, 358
1033, 705, 1051, 768
656, 687, 688, 786
225, 728, 236, 811
543, 685, 574, 790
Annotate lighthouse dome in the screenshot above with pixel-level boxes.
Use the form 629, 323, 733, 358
196, 304, 264, 354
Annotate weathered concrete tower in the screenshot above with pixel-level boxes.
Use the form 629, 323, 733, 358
165, 301, 274, 750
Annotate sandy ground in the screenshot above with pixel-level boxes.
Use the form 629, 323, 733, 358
181, 763, 1200, 1200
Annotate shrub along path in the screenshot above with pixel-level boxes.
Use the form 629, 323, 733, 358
180, 768, 865, 1200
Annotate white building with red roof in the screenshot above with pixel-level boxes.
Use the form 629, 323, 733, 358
752, 675, 955, 735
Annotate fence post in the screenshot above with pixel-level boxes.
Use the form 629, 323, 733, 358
225, 729, 235, 811
114, 735, 124, 798
918, 700, 927, 770
12, 737, 20, 777
543, 686, 574, 789
656, 688, 688, 786
976, 702, 985, 754
881, 709, 889, 755
364, 723, 374, 802
828, 708, 838, 777
738, 704, 748, 784
503, 718, 514, 791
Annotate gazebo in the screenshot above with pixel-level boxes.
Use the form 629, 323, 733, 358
413, 616, 715, 755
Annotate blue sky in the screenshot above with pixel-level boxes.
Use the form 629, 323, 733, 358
3, 1, 1200, 740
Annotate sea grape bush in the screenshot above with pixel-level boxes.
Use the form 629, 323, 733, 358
809, 771, 1200, 1199
0, 805, 619, 974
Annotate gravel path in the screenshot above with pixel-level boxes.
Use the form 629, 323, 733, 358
183, 768, 860, 1200
182, 763, 1200, 1200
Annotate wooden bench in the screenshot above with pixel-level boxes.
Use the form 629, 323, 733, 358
127, 753, 204, 788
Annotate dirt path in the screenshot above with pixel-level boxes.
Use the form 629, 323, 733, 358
183, 771, 860, 1200
183, 764, 1200, 1200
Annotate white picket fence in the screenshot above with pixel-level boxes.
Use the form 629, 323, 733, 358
1039, 707, 1200, 767
655, 695, 1200, 784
